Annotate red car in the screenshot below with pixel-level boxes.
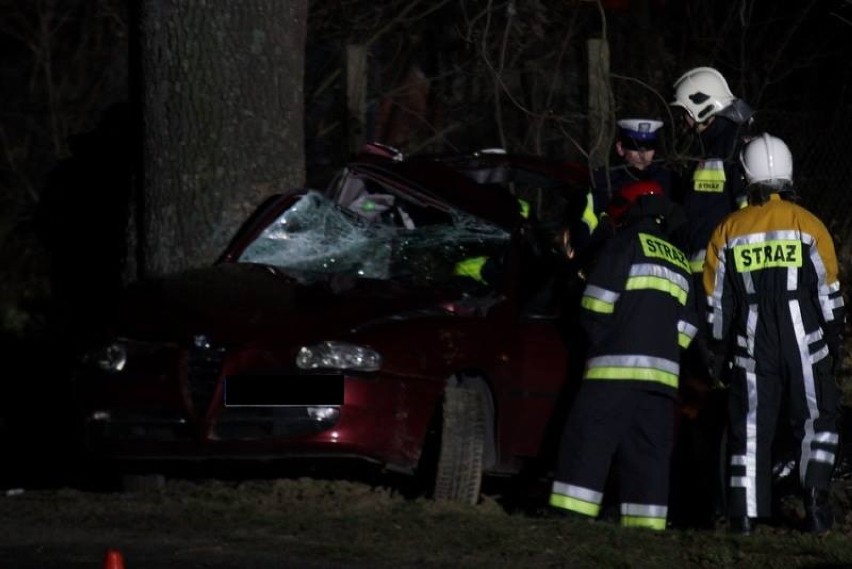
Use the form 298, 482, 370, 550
73, 147, 589, 503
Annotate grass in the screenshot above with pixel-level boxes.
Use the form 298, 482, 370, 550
3, 477, 852, 568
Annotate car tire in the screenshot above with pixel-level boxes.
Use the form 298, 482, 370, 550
431, 384, 486, 504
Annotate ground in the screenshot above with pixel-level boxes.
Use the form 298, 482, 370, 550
4, 457, 852, 569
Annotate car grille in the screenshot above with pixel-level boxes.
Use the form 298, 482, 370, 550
214, 407, 337, 440
186, 342, 226, 417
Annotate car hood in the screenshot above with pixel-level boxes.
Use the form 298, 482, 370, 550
113, 262, 468, 348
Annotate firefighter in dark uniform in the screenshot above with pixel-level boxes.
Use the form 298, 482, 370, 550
668, 67, 757, 526
549, 179, 699, 530
704, 133, 845, 535
670, 66, 755, 281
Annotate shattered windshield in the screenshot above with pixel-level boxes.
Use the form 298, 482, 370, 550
237, 191, 511, 287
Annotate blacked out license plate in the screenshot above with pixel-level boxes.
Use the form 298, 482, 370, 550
224, 373, 343, 407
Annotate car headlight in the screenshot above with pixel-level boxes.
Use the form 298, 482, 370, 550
296, 341, 381, 372
86, 340, 128, 372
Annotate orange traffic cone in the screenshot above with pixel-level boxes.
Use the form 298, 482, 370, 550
103, 548, 125, 569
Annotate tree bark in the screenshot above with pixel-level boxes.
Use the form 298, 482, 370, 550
586, 37, 613, 170
137, 0, 307, 276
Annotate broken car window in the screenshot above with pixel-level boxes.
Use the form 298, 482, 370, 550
237, 191, 510, 287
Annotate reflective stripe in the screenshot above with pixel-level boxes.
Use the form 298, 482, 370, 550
678, 320, 698, 348
552, 481, 603, 504
550, 482, 602, 517
733, 356, 756, 372
744, 364, 759, 517
585, 366, 678, 388
588, 354, 679, 374
630, 263, 690, 290
625, 265, 689, 305
707, 247, 727, 338
814, 432, 840, 445
745, 302, 758, 356
581, 191, 598, 233
625, 276, 687, 305
693, 159, 726, 193
690, 250, 706, 274
678, 320, 698, 339
810, 345, 829, 364
804, 330, 823, 344
518, 198, 531, 219
621, 502, 667, 518
812, 450, 835, 464
453, 256, 488, 283
581, 296, 614, 314
621, 516, 666, 530
585, 354, 679, 388
730, 476, 750, 488
583, 284, 620, 304
581, 284, 620, 314
549, 494, 599, 517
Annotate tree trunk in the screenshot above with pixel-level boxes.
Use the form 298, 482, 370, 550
586, 37, 613, 170
346, 44, 368, 154
137, 0, 307, 276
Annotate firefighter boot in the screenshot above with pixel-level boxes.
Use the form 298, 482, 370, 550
803, 487, 833, 535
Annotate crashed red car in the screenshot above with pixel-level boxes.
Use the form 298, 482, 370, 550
73, 147, 589, 503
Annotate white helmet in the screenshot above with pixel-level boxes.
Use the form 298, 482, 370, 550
740, 133, 793, 185
670, 67, 736, 122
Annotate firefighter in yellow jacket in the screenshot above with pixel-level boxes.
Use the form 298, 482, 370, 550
549, 179, 699, 530
704, 133, 845, 535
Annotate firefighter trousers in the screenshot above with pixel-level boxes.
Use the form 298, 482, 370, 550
550, 381, 675, 530
726, 354, 841, 519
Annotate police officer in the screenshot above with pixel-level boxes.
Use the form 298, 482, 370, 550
704, 133, 845, 535
570, 119, 684, 274
592, 118, 674, 203
549, 179, 699, 530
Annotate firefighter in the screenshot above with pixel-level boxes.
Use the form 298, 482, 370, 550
549, 179, 699, 530
703, 133, 845, 535
668, 67, 757, 526
670, 66, 755, 280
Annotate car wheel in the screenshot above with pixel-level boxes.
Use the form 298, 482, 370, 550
430, 384, 486, 504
